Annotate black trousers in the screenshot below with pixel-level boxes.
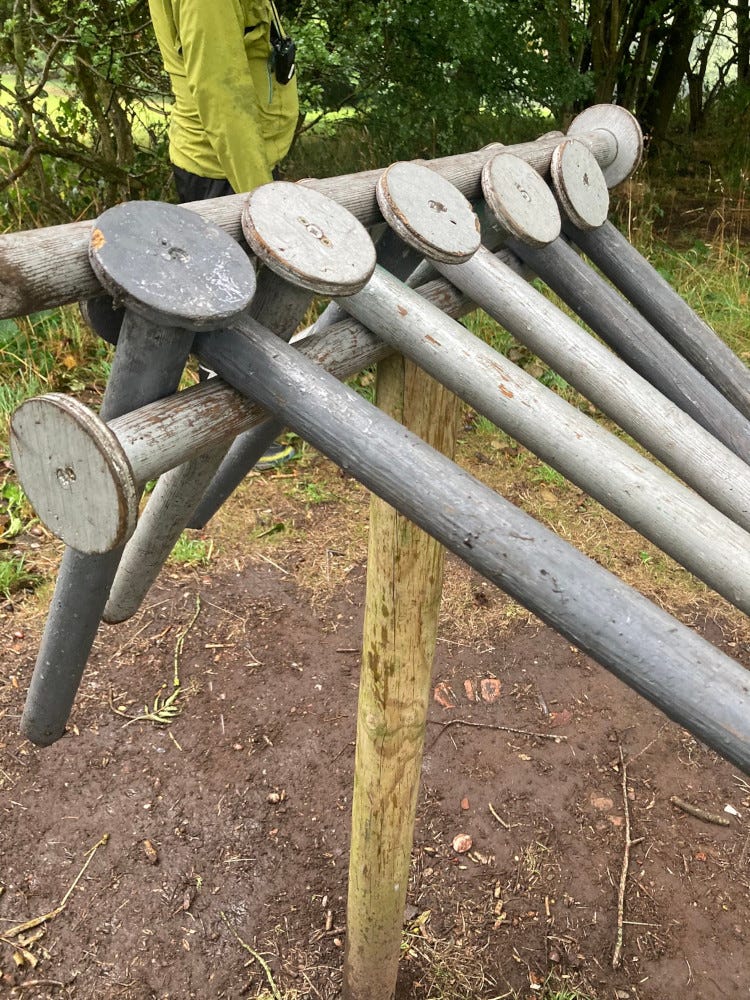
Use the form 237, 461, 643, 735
172, 166, 235, 204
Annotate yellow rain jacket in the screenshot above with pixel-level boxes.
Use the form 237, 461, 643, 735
148, 0, 299, 192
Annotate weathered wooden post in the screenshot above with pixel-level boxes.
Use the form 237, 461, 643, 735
343, 355, 459, 999
491, 140, 750, 464
15, 202, 256, 746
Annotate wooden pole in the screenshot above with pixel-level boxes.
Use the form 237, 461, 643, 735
17, 202, 256, 746
343, 356, 459, 1000
0, 107, 633, 320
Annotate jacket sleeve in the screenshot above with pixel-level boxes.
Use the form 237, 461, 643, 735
174, 0, 273, 192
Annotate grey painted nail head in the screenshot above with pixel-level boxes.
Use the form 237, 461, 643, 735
89, 200, 256, 330
550, 139, 610, 231
242, 181, 376, 295
481, 152, 561, 247
375, 161, 481, 264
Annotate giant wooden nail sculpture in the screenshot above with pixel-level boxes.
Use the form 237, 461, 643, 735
12, 202, 256, 745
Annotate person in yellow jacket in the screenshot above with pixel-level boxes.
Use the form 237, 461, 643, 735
148, 0, 299, 467
148, 0, 299, 200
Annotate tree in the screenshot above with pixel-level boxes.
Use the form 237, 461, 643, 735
0, 0, 169, 225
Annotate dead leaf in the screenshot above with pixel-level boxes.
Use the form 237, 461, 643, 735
480, 678, 501, 703
452, 833, 473, 854
590, 795, 614, 812
143, 839, 159, 865
548, 709, 573, 728
433, 681, 457, 709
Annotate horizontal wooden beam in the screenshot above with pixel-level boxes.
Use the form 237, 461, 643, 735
0, 111, 630, 318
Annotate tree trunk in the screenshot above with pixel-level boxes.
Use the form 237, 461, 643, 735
738, 0, 750, 85
640, 0, 702, 149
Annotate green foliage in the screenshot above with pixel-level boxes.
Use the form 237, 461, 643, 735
293, 479, 333, 504
532, 464, 566, 488
169, 533, 213, 566
0, 0, 171, 228
286, 0, 590, 161
0, 477, 35, 539
647, 240, 750, 362
0, 553, 40, 600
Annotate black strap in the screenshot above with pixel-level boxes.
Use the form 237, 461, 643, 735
269, 0, 287, 41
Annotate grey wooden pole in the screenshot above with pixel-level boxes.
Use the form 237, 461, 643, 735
551, 140, 750, 421
13, 199, 750, 766
244, 183, 750, 612
186, 221, 426, 531
372, 158, 750, 537
15, 202, 257, 746
102, 272, 313, 624
17, 184, 750, 610
0, 106, 639, 320
493, 141, 750, 464
10, 265, 490, 555
192, 317, 750, 776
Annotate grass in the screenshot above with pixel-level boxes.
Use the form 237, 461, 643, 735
0, 553, 41, 600
1, 476, 36, 540
0, 306, 111, 459
169, 533, 213, 567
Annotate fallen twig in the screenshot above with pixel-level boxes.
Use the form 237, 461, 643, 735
1, 833, 109, 944
613, 746, 633, 969
669, 796, 731, 827
428, 718, 567, 748
488, 802, 511, 830
13, 979, 66, 991
220, 911, 282, 999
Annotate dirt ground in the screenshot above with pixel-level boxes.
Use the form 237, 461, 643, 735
1, 447, 749, 1000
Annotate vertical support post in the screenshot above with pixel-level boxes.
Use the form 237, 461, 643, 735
343, 357, 459, 1000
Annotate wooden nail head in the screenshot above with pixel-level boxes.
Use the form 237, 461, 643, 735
88, 201, 256, 330
376, 161, 481, 264
242, 181, 376, 296
481, 152, 561, 247
10, 394, 138, 554
567, 104, 643, 188
550, 139, 610, 231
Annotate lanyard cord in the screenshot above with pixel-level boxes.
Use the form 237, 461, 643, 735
269, 0, 287, 40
